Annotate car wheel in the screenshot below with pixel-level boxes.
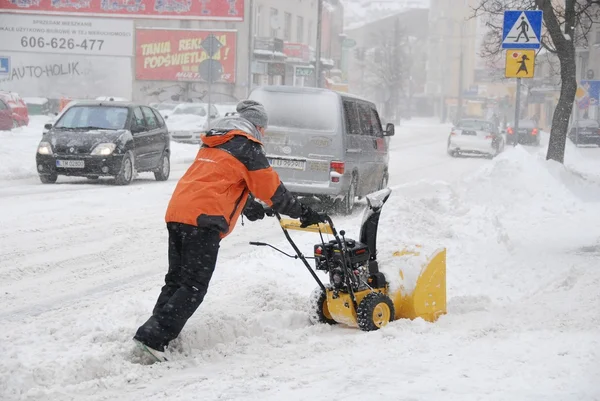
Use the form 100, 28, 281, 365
39, 173, 57, 184
338, 174, 357, 215
115, 151, 134, 186
12, 120, 19, 129
154, 152, 170, 181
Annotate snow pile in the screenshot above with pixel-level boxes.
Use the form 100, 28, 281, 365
0, 117, 50, 181
375, 145, 600, 305
343, 0, 430, 29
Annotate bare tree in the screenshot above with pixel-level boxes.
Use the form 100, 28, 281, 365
360, 19, 408, 123
472, 0, 600, 163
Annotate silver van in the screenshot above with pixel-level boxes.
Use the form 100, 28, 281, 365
248, 86, 395, 214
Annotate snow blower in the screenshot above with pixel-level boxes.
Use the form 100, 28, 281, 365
250, 188, 447, 331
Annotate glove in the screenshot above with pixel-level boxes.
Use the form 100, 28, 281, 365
243, 199, 265, 222
299, 205, 324, 228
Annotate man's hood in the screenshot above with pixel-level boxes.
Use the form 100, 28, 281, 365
208, 116, 263, 142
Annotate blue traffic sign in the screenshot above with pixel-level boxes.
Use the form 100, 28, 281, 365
502, 10, 543, 49
0, 56, 10, 76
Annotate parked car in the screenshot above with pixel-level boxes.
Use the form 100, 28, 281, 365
214, 102, 238, 117
248, 85, 394, 215
23, 97, 52, 116
154, 102, 180, 118
0, 91, 29, 127
0, 96, 15, 131
568, 119, 600, 146
447, 118, 505, 158
506, 119, 540, 146
36, 100, 170, 185
167, 102, 220, 144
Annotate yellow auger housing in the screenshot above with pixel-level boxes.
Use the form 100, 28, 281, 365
268, 188, 446, 332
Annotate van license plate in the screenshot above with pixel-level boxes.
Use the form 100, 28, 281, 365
269, 158, 305, 170
56, 160, 85, 168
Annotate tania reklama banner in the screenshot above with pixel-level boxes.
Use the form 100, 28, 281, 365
135, 28, 236, 83
0, 0, 244, 21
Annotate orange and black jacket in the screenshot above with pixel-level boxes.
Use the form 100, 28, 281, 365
165, 119, 304, 238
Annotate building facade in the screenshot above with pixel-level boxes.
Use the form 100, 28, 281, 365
133, 0, 324, 104
345, 8, 429, 122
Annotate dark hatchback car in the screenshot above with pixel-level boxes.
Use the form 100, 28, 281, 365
36, 101, 170, 185
506, 119, 540, 146
568, 119, 600, 146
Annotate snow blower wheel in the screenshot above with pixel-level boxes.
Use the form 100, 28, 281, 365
249, 187, 447, 332
308, 286, 337, 325
357, 292, 395, 331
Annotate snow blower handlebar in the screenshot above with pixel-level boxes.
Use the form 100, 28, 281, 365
251, 207, 329, 292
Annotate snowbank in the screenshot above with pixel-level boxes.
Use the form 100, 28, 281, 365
0, 116, 51, 181
375, 145, 600, 304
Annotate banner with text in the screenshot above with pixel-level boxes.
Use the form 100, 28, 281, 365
135, 28, 236, 83
0, 0, 243, 21
0, 14, 133, 57
0, 52, 132, 99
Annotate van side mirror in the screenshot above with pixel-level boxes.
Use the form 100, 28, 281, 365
44, 123, 53, 130
384, 123, 395, 136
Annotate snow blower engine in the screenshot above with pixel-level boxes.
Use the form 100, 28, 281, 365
250, 188, 447, 332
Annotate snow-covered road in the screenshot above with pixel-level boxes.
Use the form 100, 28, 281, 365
1, 118, 599, 401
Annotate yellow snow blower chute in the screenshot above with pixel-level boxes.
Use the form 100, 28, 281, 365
249, 188, 446, 331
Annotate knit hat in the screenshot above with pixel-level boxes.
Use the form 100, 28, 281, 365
237, 100, 268, 128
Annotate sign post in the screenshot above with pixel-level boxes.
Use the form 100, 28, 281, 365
200, 34, 224, 132
502, 10, 542, 146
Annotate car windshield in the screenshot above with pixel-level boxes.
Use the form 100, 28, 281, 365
249, 90, 339, 131
173, 105, 207, 116
54, 106, 129, 130
457, 120, 495, 131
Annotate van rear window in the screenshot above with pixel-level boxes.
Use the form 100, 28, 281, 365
249, 90, 339, 131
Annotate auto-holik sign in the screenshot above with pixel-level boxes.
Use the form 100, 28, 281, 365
0, 14, 133, 98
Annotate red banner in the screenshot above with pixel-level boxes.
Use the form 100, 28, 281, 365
135, 29, 236, 83
284, 43, 310, 62
0, 0, 244, 21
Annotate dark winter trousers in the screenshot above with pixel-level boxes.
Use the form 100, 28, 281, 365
134, 222, 221, 351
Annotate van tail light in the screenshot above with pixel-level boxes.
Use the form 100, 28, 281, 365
330, 161, 345, 175
507, 127, 514, 135
450, 130, 457, 136
330, 161, 345, 183
532, 128, 538, 136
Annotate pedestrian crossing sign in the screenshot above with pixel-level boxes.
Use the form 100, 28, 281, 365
502, 10, 543, 49
505, 50, 536, 78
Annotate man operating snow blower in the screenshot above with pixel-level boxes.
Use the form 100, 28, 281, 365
133, 100, 324, 362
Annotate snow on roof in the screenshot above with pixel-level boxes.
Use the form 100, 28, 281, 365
23, 97, 48, 105
343, 0, 430, 29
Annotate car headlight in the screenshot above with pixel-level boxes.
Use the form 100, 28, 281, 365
37, 142, 53, 155
91, 143, 116, 156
